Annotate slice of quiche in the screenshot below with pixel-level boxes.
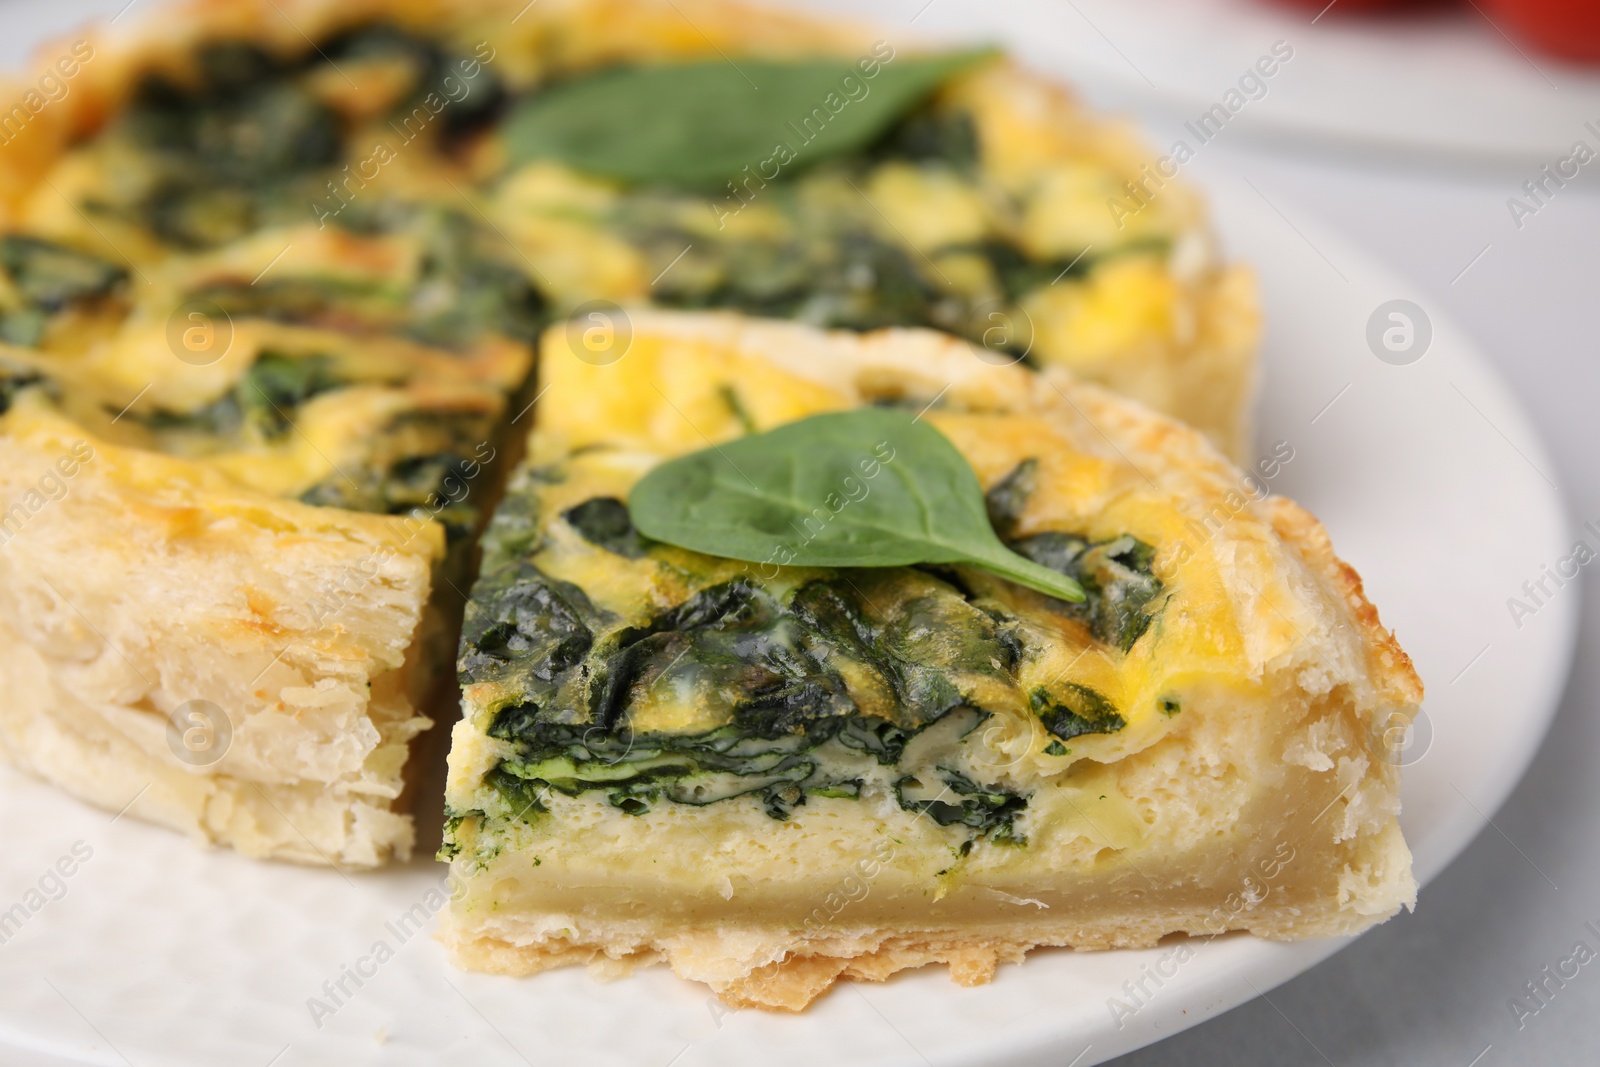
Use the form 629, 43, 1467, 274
0, 387, 454, 866
0, 243, 530, 865
439, 311, 1420, 1010
0, 17, 541, 865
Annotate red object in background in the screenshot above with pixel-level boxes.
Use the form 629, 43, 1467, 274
1259, 0, 1418, 11
1476, 0, 1600, 62
1260, 0, 1600, 63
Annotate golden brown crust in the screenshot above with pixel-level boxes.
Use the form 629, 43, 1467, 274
1030, 363, 1420, 698
0, 400, 445, 865
1259, 494, 1424, 709
441, 889, 1403, 1011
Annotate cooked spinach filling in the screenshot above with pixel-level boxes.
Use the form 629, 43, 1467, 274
109, 45, 342, 248
487, 690, 1028, 835
983, 454, 1038, 540
562, 496, 648, 558
0, 236, 126, 311
235, 351, 346, 438
461, 564, 1021, 724
298, 408, 498, 539
13, 27, 529, 537
1010, 533, 1163, 652
459, 561, 596, 688
895, 765, 1028, 838
462, 559, 1035, 834
402, 210, 548, 346
1030, 683, 1126, 743
600, 96, 1168, 353
186, 276, 409, 334
122, 351, 346, 440
985, 459, 1164, 651
0, 366, 47, 417
459, 461, 1160, 830
114, 350, 493, 537
637, 218, 953, 335
300, 451, 486, 540
618, 193, 1167, 357
183, 208, 547, 347
867, 103, 980, 170
100, 27, 499, 250
0, 236, 127, 346
322, 22, 506, 138
77, 23, 538, 347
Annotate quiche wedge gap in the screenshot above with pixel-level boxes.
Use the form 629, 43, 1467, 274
438, 310, 1422, 1011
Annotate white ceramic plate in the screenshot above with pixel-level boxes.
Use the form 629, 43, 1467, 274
770, 0, 1600, 168
0, 187, 1578, 1067
0, 9, 1579, 1067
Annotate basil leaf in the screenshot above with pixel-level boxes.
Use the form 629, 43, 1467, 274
500, 50, 993, 188
628, 409, 1085, 602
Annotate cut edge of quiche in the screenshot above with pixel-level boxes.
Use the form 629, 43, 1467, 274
437, 311, 1421, 1010
0, 388, 457, 865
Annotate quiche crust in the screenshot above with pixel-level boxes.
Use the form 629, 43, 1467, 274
439, 312, 1419, 1009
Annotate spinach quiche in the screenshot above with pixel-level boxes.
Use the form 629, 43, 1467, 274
0, 0, 1258, 868
439, 311, 1420, 1010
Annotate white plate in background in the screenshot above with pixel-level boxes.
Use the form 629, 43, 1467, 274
778, 0, 1600, 169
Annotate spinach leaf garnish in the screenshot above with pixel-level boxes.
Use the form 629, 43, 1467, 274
500, 50, 992, 188
627, 408, 1085, 602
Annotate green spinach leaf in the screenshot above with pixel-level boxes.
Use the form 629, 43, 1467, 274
500, 50, 992, 188
627, 408, 1084, 602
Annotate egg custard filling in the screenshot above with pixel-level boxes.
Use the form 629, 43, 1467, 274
438, 313, 1419, 1010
